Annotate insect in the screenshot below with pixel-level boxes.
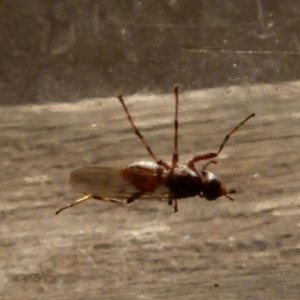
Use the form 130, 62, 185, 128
56, 86, 255, 214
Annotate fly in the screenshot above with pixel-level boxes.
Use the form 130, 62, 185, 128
56, 86, 255, 214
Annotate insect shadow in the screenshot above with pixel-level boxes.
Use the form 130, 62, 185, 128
56, 86, 255, 214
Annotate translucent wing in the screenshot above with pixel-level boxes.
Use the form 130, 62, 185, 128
69, 166, 168, 202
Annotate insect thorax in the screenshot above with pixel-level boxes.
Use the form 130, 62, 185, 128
165, 165, 203, 199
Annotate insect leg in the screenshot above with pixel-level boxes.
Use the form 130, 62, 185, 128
172, 85, 179, 168
215, 113, 255, 157
187, 152, 218, 172
55, 194, 126, 214
93, 195, 126, 204
55, 194, 93, 214
174, 199, 178, 213
118, 95, 170, 170
168, 194, 178, 212
202, 159, 218, 171
126, 190, 146, 204
187, 113, 255, 170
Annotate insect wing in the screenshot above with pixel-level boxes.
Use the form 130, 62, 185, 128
69, 166, 167, 201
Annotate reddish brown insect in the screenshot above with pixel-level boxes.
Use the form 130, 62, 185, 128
55, 86, 255, 214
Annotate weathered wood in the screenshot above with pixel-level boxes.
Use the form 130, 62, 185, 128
1, 82, 300, 299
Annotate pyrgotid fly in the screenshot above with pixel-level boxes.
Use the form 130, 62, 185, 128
56, 86, 255, 214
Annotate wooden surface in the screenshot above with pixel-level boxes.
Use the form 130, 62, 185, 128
1, 82, 300, 299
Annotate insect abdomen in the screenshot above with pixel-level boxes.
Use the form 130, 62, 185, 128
121, 162, 165, 192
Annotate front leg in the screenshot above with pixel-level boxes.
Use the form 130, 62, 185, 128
188, 113, 255, 172
187, 152, 217, 173
202, 159, 218, 171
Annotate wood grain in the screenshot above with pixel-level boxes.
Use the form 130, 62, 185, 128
1, 82, 300, 299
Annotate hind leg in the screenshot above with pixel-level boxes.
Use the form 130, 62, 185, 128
55, 194, 126, 214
